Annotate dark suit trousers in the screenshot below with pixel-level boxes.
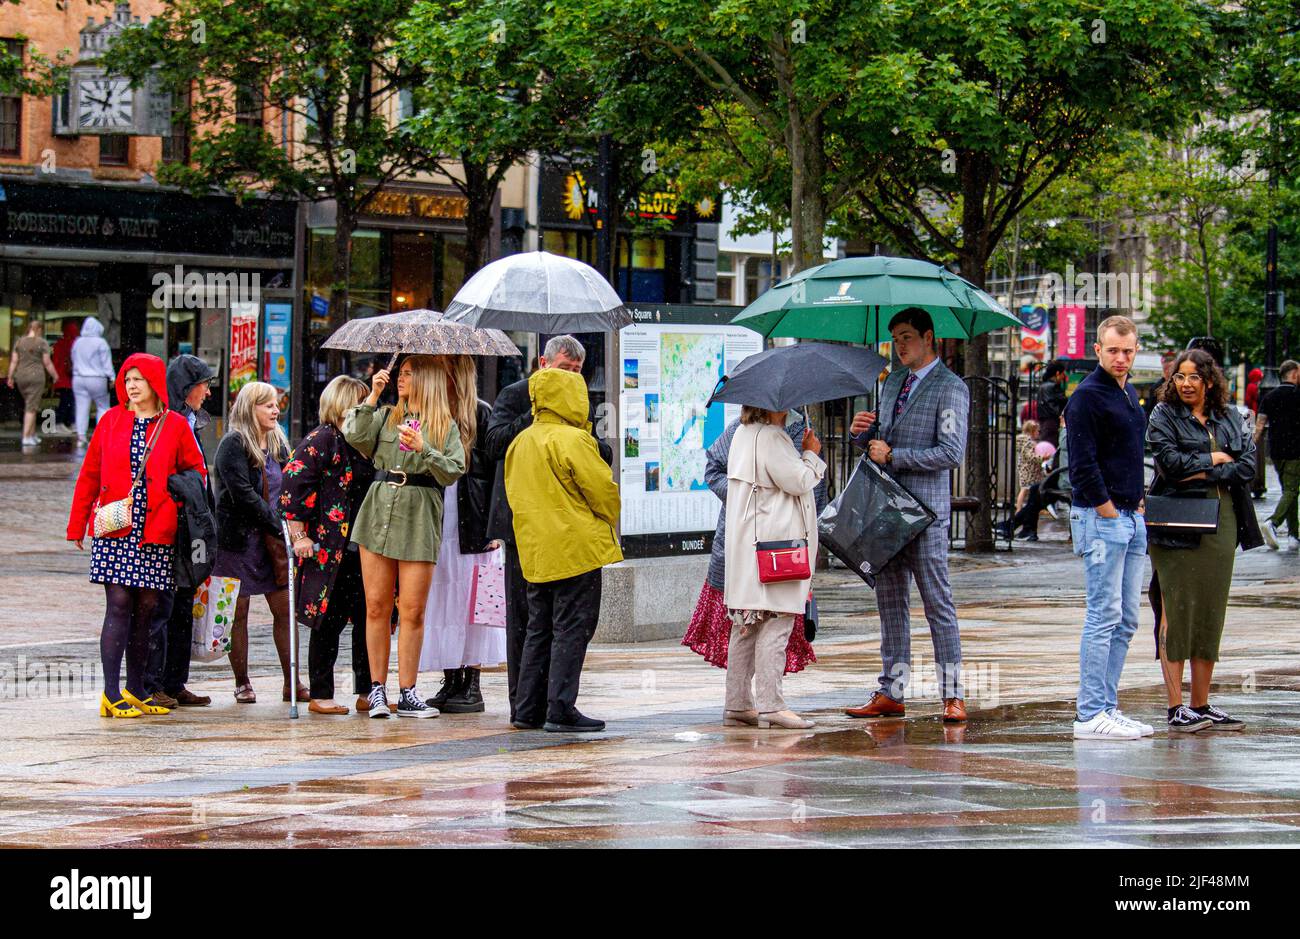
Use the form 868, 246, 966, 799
503, 542, 537, 721
516, 569, 602, 724
308, 550, 370, 700
145, 585, 196, 696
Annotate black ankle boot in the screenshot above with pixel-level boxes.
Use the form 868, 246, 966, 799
441, 667, 485, 713
425, 669, 462, 709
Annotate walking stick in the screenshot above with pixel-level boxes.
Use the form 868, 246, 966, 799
281, 520, 300, 719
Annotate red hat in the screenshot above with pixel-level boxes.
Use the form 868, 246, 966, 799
114, 353, 170, 408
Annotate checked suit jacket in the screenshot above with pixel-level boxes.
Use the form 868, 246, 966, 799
855, 360, 970, 526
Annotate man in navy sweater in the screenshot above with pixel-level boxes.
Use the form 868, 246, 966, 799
1065, 315, 1152, 740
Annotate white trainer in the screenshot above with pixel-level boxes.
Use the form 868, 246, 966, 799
1262, 520, 1279, 549
1110, 708, 1155, 737
1073, 711, 1142, 740
1287, 537, 1300, 553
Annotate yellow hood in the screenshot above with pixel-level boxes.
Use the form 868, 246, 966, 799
529, 368, 589, 427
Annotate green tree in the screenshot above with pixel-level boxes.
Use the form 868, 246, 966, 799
396, 0, 598, 276
103, 0, 440, 371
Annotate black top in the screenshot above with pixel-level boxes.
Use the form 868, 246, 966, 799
1259, 383, 1300, 461
1037, 379, 1067, 424
212, 432, 283, 551
1065, 366, 1147, 510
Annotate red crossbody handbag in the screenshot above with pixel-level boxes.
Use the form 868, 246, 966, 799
747, 434, 812, 584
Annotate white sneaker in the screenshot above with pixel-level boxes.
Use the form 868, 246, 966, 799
367, 684, 390, 719
1073, 711, 1142, 740
20, 436, 37, 447
1287, 537, 1300, 554
1046, 503, 1059, 521
1110, 708, 1154, 737
1262, 520, 1279, 549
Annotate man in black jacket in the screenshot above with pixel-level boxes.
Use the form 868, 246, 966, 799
1036, 361, 1068, 447
483, 335, 613, 722
144, 355, 217, 707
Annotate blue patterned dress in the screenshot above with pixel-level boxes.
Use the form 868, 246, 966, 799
89, 415, 176, 591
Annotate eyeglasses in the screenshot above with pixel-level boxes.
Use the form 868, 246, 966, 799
1171, 373, 1205, 385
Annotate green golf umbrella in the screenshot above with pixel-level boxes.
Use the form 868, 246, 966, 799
732, 256, 1021, 343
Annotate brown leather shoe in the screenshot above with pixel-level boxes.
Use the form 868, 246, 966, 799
150, 689, 178, 709
844, 691, 905, 719
942, 698, 967, 723
354, 695, 371, 713
308, 699, 349, 715
173, 688, 211, 707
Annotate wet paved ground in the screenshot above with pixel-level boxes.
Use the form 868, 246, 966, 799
2, 439, 1298, 847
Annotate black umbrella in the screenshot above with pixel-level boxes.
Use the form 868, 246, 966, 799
706, 342, 889, 411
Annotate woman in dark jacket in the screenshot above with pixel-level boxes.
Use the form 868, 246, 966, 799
212, 381, 300, 704
1147, 349, 1262, 733
281, 376, 376, 715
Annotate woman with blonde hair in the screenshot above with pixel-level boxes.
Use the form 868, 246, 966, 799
212, 381, 300, 703
344, 354, 466, 718
281, 375, 377, 715
418, 355, 504, 713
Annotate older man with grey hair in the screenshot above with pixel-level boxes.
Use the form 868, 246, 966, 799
483, 335, 613, 721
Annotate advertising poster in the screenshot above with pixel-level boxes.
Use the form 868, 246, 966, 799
617, 319, 763, 541
228, 301, 259, 408
1057, 304, 1088, 358
263, 301, 292, 435
1019, 304, 1051, 371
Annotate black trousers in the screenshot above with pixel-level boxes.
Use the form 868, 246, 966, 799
516, 568, 602, 725
503, 542, 535, 721
308, 550, 370, 700
1008, 485, 1045, 536
145, 584, 196, 696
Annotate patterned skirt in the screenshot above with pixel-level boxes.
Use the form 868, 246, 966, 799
681, 582, 815, 675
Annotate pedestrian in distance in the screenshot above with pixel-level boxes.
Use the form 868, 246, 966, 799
142, 354, 219, 709
70, 316, 115, 446
212, 381, 300, 705
1147, 349, 1262, 733
66, 353, 205, 718
280, 375, 376, 716
51, 318, 79, 433
721, 405, 825, 729
1245, 367, 1267, 500
483, 335, 611, 723
1255, 360, 1300, 551
418, 354, 503, 715
343, 355, 467, 719
6, 317, 58, 447
1036, 360, 1069, 448
1065, 315, 1152, 741
843, 307, 971, 724
683, 412, 823, 676
505, 367, 621, 733
1001, 419, 1049, 542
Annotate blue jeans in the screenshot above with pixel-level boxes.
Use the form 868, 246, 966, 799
1071, 506, 1147, 721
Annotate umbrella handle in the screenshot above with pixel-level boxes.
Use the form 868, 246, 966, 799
385, 351, 400, 373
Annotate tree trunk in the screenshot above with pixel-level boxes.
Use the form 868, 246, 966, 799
461, 157, 496, 283
327, 201, 355, 377
960, 153, 995, 553
784, 106, 826, 274
1196, 221, 1213, 336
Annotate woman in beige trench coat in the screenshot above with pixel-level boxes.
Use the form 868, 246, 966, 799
723, 405, 825, 728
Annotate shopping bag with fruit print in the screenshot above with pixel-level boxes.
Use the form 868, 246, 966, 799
191, 575, 240, 662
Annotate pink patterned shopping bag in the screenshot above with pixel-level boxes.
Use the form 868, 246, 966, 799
470, 553, 506, 627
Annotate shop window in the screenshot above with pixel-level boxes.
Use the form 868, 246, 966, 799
391, 230, 434, 311
715, 252, 735, 304
99, 134, 129, 165
441, 233, 466, 307
542, 229, 595, 265
305, 228, 386, 319
744, 256, 780, 304
1, 40, 22, 156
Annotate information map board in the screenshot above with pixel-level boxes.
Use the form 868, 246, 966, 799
617, 305, 759, 558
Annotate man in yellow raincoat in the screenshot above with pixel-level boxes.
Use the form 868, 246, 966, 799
505, 367, 622, 732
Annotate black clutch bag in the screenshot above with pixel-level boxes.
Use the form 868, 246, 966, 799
1143, 494, 1219, 532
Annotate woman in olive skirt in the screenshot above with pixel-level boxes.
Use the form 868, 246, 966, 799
1147, 349, 1263, 734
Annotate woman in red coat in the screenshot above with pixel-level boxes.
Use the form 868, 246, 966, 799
67, 353, 205, 718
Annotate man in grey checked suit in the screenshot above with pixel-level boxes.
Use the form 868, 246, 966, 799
843, 308, 970, 723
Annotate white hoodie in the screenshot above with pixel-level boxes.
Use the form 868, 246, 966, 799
70, 316, 114, 380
